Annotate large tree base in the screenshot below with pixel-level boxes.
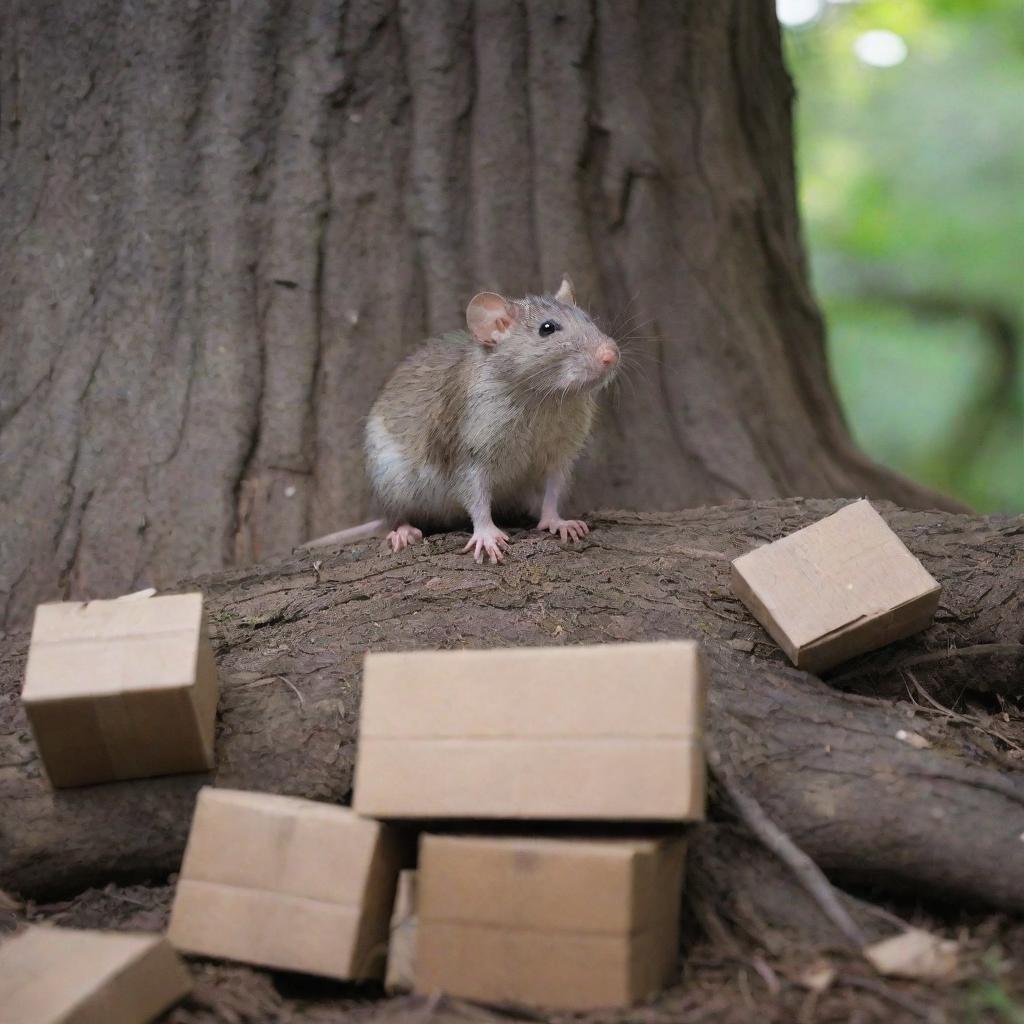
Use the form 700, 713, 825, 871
0, 1, 967, 631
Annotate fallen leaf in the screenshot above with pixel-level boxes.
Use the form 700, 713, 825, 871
0, 889, 23, 912
797, 960, 836, 993
895, 729, 930, 749
864, 928, 958, 980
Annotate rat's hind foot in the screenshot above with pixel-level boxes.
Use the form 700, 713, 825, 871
387, 523, 423, 553
536, 516, 589, 543
462, 525, 510, 564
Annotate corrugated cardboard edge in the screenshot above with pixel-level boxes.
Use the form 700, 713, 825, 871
1, 928, 191, 1024
350, 823, 406, 980
629, 836, 688, 938
70, 934, 193, 1023
167, 880, 366, 981
189, 617, 220, 770
353, 736, 706, 822
417, 834, 687, 936
25, 684, 214, 789
796, 584, 941, 673
729, 562, 801, 665
359, 641, 706, 739
414, 918, 678, 1011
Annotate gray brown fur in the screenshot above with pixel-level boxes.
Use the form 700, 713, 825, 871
365, 291, 614, 530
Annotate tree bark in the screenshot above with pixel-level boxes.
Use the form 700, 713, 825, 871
2, 500, 1021, 911
0, 0, 961, 629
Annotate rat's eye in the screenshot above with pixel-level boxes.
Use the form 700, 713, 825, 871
538, 320, 562, 337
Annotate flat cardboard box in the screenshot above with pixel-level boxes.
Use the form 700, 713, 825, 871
21, 592, 219, 787
0, 925, 191, 1024
731, 500, 941, 674
384, 869, 418, 993
168, 788, 405, 980
415, 833, 687, 1010
352, 641, 705, 822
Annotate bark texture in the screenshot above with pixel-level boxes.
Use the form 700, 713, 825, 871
0, 0, 959, 629
2, 499, 1021, 909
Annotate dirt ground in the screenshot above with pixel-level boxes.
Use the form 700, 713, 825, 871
4, 880, 1023, 1024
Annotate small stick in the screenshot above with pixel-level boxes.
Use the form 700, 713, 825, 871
750, 955, 782, 995
906, 670, 1024, 754
274, 674, 305, 709
838, 974, 934, 1019
709, 744, 868, 950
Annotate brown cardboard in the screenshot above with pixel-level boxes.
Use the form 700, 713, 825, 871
21, 593, 219, 787
0, 925, 191, 1024
415, 834, 687, 1010
352, 641, 705, 822
167, 788, 405, 980
731, 500, 941, 674
384, 869, 418, 993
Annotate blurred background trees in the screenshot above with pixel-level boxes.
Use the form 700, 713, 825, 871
780, 0, 1023, 511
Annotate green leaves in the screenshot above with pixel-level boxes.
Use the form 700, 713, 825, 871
784, 0, 1024, 510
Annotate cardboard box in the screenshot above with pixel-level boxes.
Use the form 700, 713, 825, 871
21, 592, 219, 787
415, 833, 687, 1010
384, 869, 418, 993
731, 500, 941, 674
0, 925, 191, 1024
352, 641, 705, 822
168, 788, 405, 980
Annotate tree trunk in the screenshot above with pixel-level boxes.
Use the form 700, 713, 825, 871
0, 0, 959, 631
3, 500, 1021, 911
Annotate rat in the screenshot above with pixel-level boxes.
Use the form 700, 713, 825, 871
303, 277, 619, 563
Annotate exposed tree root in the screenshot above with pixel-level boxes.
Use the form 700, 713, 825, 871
1, 500, 1021, 926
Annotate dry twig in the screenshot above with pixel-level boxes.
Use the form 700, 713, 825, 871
709, 743, 868, 951
905, 670, 1024, 755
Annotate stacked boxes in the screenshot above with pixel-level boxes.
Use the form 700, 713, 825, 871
154, 641, 705, 1009
352, 640, 707, 1009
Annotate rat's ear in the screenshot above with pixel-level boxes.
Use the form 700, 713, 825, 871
466, 292, 518, 347
554, 275, 576, 305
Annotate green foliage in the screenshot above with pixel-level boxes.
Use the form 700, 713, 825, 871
783, 0, 1024, 510
962, 947, 1024, 1023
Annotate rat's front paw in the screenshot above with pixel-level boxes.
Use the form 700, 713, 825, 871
536, 517, 590, 543
463, 526, 511, 564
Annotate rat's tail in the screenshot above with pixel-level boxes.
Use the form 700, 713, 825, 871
299, 519, 387, 551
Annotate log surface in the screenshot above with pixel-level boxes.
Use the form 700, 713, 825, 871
1, 499, 1022, 904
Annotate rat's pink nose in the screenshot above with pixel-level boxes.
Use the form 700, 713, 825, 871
597, 344, 618, 368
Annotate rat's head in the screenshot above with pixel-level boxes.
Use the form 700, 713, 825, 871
466, 277, 619, 396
